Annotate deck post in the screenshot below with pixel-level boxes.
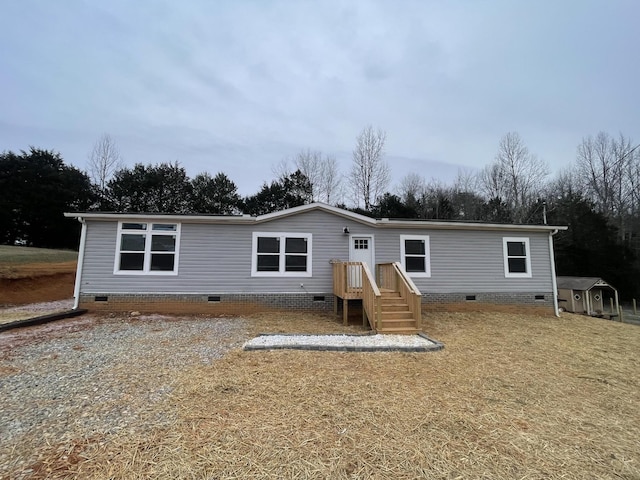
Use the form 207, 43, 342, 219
343, 299, 348, 326
334, 296, 338, 315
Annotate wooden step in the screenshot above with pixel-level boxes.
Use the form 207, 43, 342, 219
380, 299, 406, 306
381, 311, 414, 320
380, 317, 417, 329
377, 326, 420, 334
380, 291, 401, 297
381, 303, 411, 312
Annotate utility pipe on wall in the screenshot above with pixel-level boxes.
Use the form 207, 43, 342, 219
549, 229, 560, 317
72, 217, 87, 310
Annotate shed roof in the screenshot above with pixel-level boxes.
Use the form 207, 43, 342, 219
556, 276, 616, 291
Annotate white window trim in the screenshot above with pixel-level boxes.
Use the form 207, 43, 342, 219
251, 232, 312, 277
113, 222, 181, 275
400, 234, 431, 278
503, 237, 532, 278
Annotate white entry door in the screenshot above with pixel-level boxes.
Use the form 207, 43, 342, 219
349, 235, 374, 288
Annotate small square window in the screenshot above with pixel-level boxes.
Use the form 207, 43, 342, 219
150, 253, 175, 271
120, 252, 145, 270
121, 234, 146, 251
285, 237, 307, 253
257, 255, 280, 271
151, 235, 176, 251
258, 237, 280, 253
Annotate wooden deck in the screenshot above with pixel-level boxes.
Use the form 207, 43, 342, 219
332, 261, 422, 334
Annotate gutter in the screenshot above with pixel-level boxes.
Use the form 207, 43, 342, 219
72, 217, 88, 310
549, 229, 560, 317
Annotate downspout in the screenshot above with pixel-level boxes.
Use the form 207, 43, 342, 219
548, 229, 560, 317
73, 217, 87, 310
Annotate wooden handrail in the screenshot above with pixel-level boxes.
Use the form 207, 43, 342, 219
392, 262, 421, 295
361, 262, 382, 331
332, 261, 381, 331
377, 262, 422, 330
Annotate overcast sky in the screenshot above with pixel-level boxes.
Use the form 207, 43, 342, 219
1, 1, 639, 196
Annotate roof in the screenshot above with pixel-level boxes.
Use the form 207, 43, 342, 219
556, 276, 616, 291
65, 202, 567, 233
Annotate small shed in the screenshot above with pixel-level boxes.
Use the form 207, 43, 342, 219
557, 276, 619, 317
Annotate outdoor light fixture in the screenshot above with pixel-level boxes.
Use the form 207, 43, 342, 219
343, 226, 350, 234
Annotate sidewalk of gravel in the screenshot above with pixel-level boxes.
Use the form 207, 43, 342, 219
244, 332, 444, 352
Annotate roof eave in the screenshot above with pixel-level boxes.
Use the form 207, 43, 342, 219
378, 219, 568, 232
254, 203, 378, 225
63, 212, 256, 224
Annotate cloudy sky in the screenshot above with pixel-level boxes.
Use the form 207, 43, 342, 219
1, 0, 639, 195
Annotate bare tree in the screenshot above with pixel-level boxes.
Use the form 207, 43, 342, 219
294, 150, 323, 198
480, 132, 549, 222
350, 126, 390, 210
576, 132, 640, 241
453, 168, 480, 194
317, 154, 342, 204
273, 150, 342, 204
576, 132, 637, 215
397, 173, 426, 203
88, 134, 123, 191
271, 158, 291, 181
452, 168, 484, 220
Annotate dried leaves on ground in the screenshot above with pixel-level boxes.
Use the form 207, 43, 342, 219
2, 310, 639, 479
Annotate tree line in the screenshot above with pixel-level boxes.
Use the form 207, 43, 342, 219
1, 128, 639, 297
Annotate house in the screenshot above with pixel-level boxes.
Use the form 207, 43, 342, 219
65, 203, 566, 333
557, 276, 619, 317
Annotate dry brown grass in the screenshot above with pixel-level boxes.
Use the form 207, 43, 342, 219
0, 309, 63, 325
20, 311, 640, 479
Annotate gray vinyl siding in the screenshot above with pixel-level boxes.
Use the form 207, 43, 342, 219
81, 211, 355, 294
79, 210, 553, 295
376, 228, 553, 293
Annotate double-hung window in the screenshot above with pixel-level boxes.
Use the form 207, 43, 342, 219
400, 235, 431, 277
503, 237, 531, 278
115, 222, 180, 275
251, 232, 312, 277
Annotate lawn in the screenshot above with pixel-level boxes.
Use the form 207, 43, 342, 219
7, 310, 638, 479
0, 245, 78, 265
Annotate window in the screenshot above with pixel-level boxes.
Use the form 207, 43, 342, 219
354, 238, 368, 250
503, 237, 532, 278
251, 232, 312, 277
400, 235, 431, 277
114, 222, 180, 275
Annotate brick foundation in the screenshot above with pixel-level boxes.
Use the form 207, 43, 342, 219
421, 292, 555, 314
79, 291, 555, 316
79, 293, 335, 315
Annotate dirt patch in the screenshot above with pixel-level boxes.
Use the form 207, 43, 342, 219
0, 271, 76, 306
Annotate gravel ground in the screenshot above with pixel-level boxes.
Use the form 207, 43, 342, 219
0, 299, 75, 325
0, 313, 249, 479
244, 333, 440, 351
0, 305, 441, 478
1, 299, 75, 314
